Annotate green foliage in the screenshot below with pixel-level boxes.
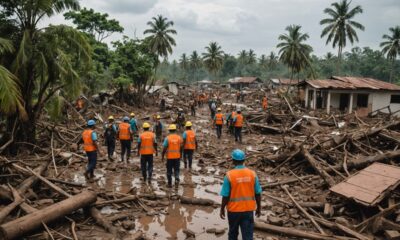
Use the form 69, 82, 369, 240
277, 25, 314, 79
110, 37, 156, 91
64, 7, 124, 42
46, 94, 64, 122
380, 26, 400, 82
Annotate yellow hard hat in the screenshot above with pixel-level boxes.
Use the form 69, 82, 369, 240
185, 121, 192, 127
157, 115, 161, 119
168, 124, 177, 130
217, 108, 221, 111
108, 115, 114, 120
143, 122, 151, 129
130, 112, 135, 117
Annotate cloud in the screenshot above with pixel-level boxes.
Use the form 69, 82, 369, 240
103, 0, 158, 14
153, 1, 258, 35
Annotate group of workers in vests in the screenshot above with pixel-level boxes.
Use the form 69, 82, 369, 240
79, 107, 261, 240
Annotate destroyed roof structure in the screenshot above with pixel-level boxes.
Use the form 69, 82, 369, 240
228, 77, 263, 89
299, 76, 400, 116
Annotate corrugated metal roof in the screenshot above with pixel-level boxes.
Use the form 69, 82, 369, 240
305, 76, 400, 91
228, 77, 261, 84
279, 79, 300, 85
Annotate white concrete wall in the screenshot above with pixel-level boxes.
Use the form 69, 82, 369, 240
371, 92, 400, 115
330, 93, 341, 109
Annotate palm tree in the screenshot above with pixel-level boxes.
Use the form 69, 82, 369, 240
0, 38, 24, 116
190, 51, 202, 81
325, 52, 335, 60
320, 0, 364, 73
238, 50, 248, 65
144, 15, 177, 83
202, 42, 224, 82
144, 15, 177, 60
248, 49, 257, 64
259, 54, 268, 70
380, 26, 400, 83
179, 53, 189, 82
268, 51, 278, 69
0, 0, 91, 143
277, 25, 313, 80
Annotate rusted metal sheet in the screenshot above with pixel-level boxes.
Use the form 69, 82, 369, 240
330, 163, 400, 206
305, 76, 400, 91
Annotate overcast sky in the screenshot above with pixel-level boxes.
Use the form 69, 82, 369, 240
44, 0, 400, 60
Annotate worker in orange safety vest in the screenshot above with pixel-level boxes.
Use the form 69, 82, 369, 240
78, 120, 102, 179
220, 149, 262, 240
182, 121, 198, 170
162, 124, 183, 188
233, 109, 244, 143
262, 96, 268, 111
214, 108, 224, 139
137, 122, 157, 183
118, 116, 132, 163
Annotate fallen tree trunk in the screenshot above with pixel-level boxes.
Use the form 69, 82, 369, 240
89, 207, 118, 236
254, 222, 339, 240
248, 123, 282, 134
0, 187, 23, 224
180, 196, 218, 206
17, 161, 49, 195
349, 149, 400, 170
0, 190, 97, 240
95, 195, 137, 206
302, 148, 335, 187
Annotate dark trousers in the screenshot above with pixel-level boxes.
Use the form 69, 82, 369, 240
183, 149, 194, 169
86, 151, 97, 175
191, 108, 196, 116
120, 140, 131, 161
106, 140, 115, 158
166, 159, 180, 185
234, 127, 242, 142
211, 110, 216, 119
140, 154, 153, 180
228, 211, 254, 240
216, 124, 222, 138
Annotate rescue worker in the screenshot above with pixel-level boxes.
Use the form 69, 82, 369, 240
210, 100, 217, 119
220, 149, 262, 240
236, 91, 240, 103
129, 112, 138, 136
176, 109, 185, 130
228, 109, 237, 136
182, 121, 197, 169
162, 124, 183, 188
190, 100, 196, 116
262, 96, 268, 111
78, 120, 102, 179
214, 108, 224, 139
233, 109, 244, 143
154, 115, 163, 142
137, 122, 157, 183
118, 116, 133, 163
104, 116, 117, 160
160, 98, 166, 112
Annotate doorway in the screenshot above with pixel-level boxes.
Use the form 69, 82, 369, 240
339, 93, 349, 111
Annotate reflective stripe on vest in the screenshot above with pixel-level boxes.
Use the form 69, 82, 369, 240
215, 113, 224, 125
119, 122, 131, 140
184, 130, 196, 150
227, 168, 256, 212
166, 134, 182, 159
234, 114, 244, 127
139, 131, 155, 155
82, 129, 96, 152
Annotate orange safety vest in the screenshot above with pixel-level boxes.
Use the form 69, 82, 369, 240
119, 122, 131, 140
234, 114, 244, 127
227, 168, 257, 212
139, 131, 155, 155
82, 129, 96, 152
184, 130, 196, 150
215, 113, 224, 125
166, 134, 182, 159
262, 97, 268, 109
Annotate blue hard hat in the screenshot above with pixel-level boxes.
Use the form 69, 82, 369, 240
123, 116, 130, 121
231, 149, 245, 161
87, 120, 96, 126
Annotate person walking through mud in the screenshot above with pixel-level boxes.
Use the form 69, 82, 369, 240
214, 108, 224, 139
104, 115, 117, 160
162, 124, 183, 188
233, 109, 244, 143
78, 120, 103, 179
137, 122, 157, 183
220, 149, 262, 240
118, 116, 133, 163
182, 121, 198, 170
